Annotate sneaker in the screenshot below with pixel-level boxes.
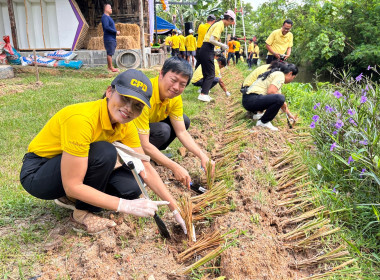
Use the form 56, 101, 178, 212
197, 88, 202, 94
198, 94, 212, 102
54, 196, 76, 211
256, 120, 279, 131
252, 112, 264, 120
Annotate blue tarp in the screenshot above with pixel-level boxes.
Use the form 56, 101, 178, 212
155, 16, 178, 34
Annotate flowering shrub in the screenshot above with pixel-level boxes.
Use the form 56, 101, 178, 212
309, 68, 380, 192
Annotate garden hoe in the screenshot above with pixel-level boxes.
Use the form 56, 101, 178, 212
127, 161, 171, 239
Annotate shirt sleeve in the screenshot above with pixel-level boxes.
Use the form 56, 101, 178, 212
121, 123, 141, 148
270, 72, 285, 90
133, 106, 150, 135
211, 22, 223, 40
61, 115, 94, 157
169, 97, 184, 121
265, 31, 275, 45
101, 16, 117, 35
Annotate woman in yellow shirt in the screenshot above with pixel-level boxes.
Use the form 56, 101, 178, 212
198, 10, 236, 102
20, 70, 186, 235
242, 63, 298, 131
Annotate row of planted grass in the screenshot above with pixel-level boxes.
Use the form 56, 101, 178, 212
0, 66, 207, 278
282, 67, 380, 278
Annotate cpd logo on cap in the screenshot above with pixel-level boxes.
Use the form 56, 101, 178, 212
131, 79, 147, 92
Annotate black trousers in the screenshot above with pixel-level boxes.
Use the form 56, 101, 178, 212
242, 93, 285, 123
149, 115, 190, 150
20, 141, 141, 212
193, 77, 219, 90
198, 42, 215, 95
195, 48, 201, 69
172, 48, 180, 57
235, 51, 240, 64
266, 55, 277, 64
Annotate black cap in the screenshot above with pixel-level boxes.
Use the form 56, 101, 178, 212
111, 69, 152, 108
207, 14, 216, 21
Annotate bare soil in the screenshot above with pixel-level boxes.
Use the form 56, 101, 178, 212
8, 68, 314, 280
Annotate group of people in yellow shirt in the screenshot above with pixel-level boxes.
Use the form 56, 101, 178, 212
165, 29, 197, 67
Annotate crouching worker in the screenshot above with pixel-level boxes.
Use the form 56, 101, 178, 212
134, 57, 215, 189
242, 63, 298, 131
20, 70, 186, 235
191, 56, 230, 97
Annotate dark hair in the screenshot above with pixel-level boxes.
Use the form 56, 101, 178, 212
161, 56, 193, 85
223, 14, 234, 21
258, 63, 298, 81
283, 19, 293, 26
207, 15, 216, 22
249, 39, 253, 42
217, 56, 227, 67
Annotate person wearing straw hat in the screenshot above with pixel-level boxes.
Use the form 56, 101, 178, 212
101, 4, 120, 72
185, 29, 197, 67
20, 69, 187, 235
134, 57, 215, 190
198, 10, 236, 102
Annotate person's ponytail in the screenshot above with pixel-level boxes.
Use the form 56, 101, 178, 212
258, 62, 298, 81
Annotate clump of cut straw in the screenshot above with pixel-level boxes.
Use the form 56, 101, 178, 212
178, 196, 195, 244
191, 181, 230, 213
193, 205, 231, 221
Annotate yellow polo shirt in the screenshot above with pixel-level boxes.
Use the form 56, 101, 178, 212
235, 41, 241, 52
252, 45, 259, 58
265, 29, 293, 55
247, 71, 285, 95
134, 76, 184, 135
248, 43, 254, 53
179, 35, 186, 51
171, 35, 180, 49
185, 34, 197, 51
28, 98, 141, 158
196, 23, 211, 48
191, 59, 221, 83
165, 36, 172, 46
203, 21, 224, 43
243, 64, 270, 87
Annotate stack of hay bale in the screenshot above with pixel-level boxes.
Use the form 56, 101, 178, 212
88, 23, 140, 50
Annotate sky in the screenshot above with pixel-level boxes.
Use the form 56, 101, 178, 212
243, 0, 268, 10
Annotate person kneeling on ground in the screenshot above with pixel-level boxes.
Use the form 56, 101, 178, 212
191, 56, 230, 97
20, 70, 186, 235
242, 63, 298, 131
134, 57, 215, 190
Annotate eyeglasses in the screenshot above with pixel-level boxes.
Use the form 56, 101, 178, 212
282, 27, 291, 31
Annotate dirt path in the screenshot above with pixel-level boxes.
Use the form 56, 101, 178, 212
22, 67, 317, 280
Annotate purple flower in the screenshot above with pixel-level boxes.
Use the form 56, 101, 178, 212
347, 109, 354, 116
356, 73, 363, 82
335, 120, 344, 129
312, 115, 320, 122
349, 118, 357, 126
332, 187, 337, 193
333, 91, 342, 98
362, 89, 367, 96
359, 140, 368, 145
310, 122, 316, 129
360, 168, 366, 178
333, 131, 338, 135
360, 96, 367, 104
313, 102, 321, 110
365, 85, 369, 91
367, 65, 371, 70
330, 142, 337, 151
325, 105, 334, 113
348, 156, 354, 165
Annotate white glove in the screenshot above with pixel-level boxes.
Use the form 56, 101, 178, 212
221, 44, 228, 51
117, 198, 169, 217
173, 210, 187, 234
225, 91, 231, 97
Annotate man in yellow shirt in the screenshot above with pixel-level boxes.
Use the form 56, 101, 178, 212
250, 42, 260, 68
227, 37, 236, 66
191, 56, 230, 96
170, 30, 180, 57
265, 19, 294, 64
164, 34, 172, 55
134, 57, 215, 189
178, 30, 186, 59
20, 69, 186, 234
234, 37, 241, 64
195, 14, 216, 69
185, 29, 197, 67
